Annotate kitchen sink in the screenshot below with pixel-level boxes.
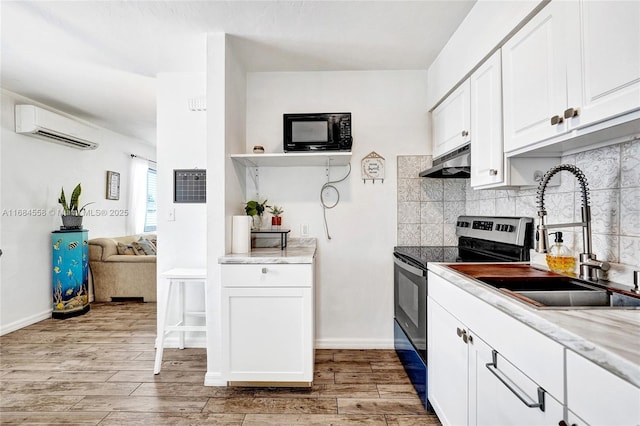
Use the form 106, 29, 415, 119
473, 276, 640, 309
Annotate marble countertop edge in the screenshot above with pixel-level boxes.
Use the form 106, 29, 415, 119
218, 239, 317, 264
428, 262, 640, 388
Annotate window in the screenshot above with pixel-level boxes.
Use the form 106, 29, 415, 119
144, 168, 157, 232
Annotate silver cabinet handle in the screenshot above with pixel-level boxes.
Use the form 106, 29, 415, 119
489, 169, 498, 176
461, 130, 469, 137
564, 107, 579, 119
486, 350, 546, 412
261, 267, 268, 274
550, 115, 564, 125
456, 327, 473, 344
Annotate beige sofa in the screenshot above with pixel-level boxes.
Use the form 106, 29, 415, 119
88, 234, 157, 302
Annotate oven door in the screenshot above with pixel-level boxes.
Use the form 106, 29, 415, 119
393, 254, 427, 362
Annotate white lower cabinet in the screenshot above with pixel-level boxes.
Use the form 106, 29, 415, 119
428, 271, 565, 425
566, 350, 640, 426
471, 337, 563, 425
428, 298, 469, 425
221, 263, 314, 384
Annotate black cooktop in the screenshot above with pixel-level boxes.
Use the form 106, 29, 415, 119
393, 246, 460, 269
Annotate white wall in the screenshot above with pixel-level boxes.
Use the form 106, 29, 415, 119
202, 33, 248, 385
245, 70, 429, 348
0, 89, 155, 335
155, 72, 208, 349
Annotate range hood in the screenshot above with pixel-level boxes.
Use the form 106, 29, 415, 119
419, 143, 471, 178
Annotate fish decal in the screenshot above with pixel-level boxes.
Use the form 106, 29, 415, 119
53, 266, 61, 274
67, 269, 73, 277
66, 289, 74, 296
82, 240, 88, 246
53, 239, 62, 250
57, 256, 62, 265
68, 241, 79, 250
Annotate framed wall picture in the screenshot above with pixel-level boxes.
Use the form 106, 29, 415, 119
106, 171, 120, 200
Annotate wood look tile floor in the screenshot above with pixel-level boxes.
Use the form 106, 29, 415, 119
0, 302, 441, 425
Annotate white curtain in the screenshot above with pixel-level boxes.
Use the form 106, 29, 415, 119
126, 157, 148, 235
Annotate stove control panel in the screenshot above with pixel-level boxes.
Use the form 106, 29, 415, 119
472, 220, 494, 231
496, 224, 515, 232
456, 216, 533, 246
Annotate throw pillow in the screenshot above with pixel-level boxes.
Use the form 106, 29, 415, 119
130, 242, 146, 255
137, 237, 157, 255
116, 242, 137, 255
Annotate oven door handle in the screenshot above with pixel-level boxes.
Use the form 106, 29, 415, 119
394, 255, 427, 277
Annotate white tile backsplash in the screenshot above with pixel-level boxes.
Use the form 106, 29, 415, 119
396, 140, 640, 269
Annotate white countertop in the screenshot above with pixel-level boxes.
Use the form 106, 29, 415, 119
428, 262, 640, 388
218, 238, 316, 264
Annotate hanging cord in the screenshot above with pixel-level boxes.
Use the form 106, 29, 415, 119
320, 163, 351, 240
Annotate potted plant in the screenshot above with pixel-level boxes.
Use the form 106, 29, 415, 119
58, 183, 93, 229
244, 199, 270, 230
268, 205, 284, 227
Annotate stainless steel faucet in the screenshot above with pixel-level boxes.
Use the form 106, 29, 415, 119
535, 164, 609, 281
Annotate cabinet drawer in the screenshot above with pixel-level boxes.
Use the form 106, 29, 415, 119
428, 272, 564, 399
221, 264, 313, 288
566, 350, 640, 425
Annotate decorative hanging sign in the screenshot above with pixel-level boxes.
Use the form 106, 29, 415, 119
361, 151, 385, 184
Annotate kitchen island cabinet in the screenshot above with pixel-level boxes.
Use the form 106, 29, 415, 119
219, 243, 315, 386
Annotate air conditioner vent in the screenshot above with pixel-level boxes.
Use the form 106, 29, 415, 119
15, 105, 100, 150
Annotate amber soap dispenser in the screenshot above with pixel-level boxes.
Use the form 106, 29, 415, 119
546, 231, 576, 274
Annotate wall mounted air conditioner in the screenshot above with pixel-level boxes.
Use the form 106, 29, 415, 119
15, 104, 100, 150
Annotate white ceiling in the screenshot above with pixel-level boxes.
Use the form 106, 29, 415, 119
1, 1, 475, 145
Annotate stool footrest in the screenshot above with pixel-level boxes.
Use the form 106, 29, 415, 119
165, 325, 206, 332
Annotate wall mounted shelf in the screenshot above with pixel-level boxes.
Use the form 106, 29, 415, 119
230, 152, 351, 168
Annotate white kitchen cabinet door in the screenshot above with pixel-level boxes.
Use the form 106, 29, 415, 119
470, 337, 564, 426
502, 1, 576, 152
223, 286, 314, 383
566, 350, 640, 426
432, 79, 471, 158
566, 1, 640, 130
427, 297, 470, 426
471, 50, 504, 188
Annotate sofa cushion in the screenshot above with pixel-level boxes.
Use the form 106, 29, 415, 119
117, 242, 138, 255
103, 254, 156, 263
136, 238, 157, 255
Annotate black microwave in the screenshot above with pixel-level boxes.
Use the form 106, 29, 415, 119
283, 112, 352, 152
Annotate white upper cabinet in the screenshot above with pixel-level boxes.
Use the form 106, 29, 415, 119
503, 1, 640, 154
566, 1, 640, 129
470, 49, 560, 189
502, 1, 574, 152
470, 50, 504, 188
432, 79, 471, 158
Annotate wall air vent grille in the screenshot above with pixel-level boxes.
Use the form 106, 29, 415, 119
33, 130, 98, 150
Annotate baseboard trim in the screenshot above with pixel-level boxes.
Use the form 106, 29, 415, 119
204, 371, 226, 386
314, 338, 394, 350
1, 309, 52, 336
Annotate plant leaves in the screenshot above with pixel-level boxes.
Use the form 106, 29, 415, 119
69, 184, 81, 212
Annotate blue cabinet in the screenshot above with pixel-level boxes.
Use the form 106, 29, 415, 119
51, 230, 90, 318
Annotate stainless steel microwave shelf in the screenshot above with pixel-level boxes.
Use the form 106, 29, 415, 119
230, 152, 351, 168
